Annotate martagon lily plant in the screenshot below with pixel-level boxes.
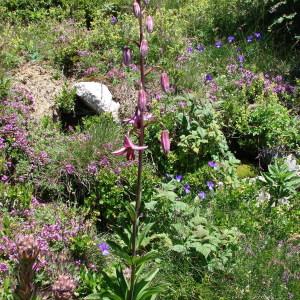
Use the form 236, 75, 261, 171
87, 1, 170, 299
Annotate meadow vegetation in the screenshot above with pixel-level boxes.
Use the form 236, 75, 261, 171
0, 0, 300, 299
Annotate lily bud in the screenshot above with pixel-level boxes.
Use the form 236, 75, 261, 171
138, 89, 147, 111
133, 1, 141, 18
140, 39, 149, 57
161, 130, 170, 154
160, 72, 170, 93
146, 16, 154, 33
123, 47, 132, 66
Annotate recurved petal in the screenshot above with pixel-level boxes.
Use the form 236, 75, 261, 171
112, 147, 127, 156
131, 145, 148, 151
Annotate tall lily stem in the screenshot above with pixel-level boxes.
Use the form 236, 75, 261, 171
128, 1, 146, 299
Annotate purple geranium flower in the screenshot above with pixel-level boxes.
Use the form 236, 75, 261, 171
196, 44, 205, 52
215, 41, 222, 48
228, 36, 235, 43
205, 74, 213, 82
98, 242, 110, 256
184, 184, 191, 194
198, 191, 206, 200
187, 47, 193, 53
238, 55, 245, 63
247, 35, 254, 43
254, 32, 261, 40
208, 161, 218, 168
111, 16, 118, 25
175, 175, 183, 182
207, 181, 215, 191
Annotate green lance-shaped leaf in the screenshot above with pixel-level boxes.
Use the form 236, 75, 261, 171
125, 202, 137, 224
107, 240, 132, 265
133, 269, 160, 300
137, 222, 154, 249
132, 250, 158, 268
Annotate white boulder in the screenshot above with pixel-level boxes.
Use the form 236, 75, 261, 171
73, 82, 119, 121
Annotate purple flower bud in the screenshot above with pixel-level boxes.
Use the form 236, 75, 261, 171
138, 89, 147, 111
140, 39, 149, 57
133, 1, 141, 18
161, 130, 170, 154
160, 72, 170, 93
123, 47, 132, 66
146, 16, 154, 33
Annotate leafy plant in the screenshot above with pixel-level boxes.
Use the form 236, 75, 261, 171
55, 83, 77, 114
259, 159, 300, 206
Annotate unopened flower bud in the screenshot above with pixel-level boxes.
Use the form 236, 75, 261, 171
133, 1, 141, 18
160, 72, 170, 93
140, 39, 149, 57
161, 130, 170, 154
146, 16, 154, 33
138, 89, 147, 111
123, 47, 132, 66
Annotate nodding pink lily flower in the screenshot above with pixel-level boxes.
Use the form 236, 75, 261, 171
123, 47, 132, 66
146, 16, 154, 33
133, 1, 141, 18
161, 130, 170, 154
140, 39, 149, 57
138, 89, 147, 111
160, 72, 170, 93
112, 135, 147, 161
123, 110, 154, 129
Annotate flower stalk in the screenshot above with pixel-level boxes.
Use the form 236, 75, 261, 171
128, 1, 147, 299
